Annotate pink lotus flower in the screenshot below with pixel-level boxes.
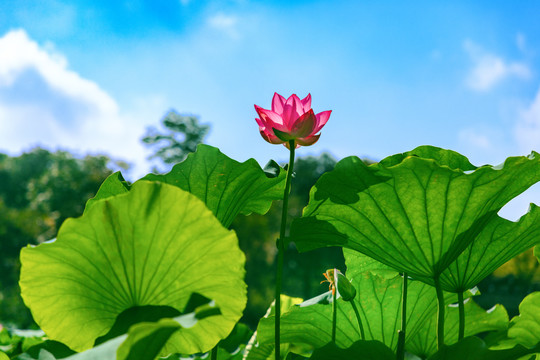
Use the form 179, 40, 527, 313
254, 93, 331, 148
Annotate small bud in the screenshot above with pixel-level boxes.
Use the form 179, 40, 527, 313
337, 273, 357, 302
321, 269, 337, 295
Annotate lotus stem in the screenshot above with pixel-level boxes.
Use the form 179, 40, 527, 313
396, 272, 408, 360
332, 285, 337, 343
275, 140, 296, 360
434, 275, 445, 350
211, 347, 218, 360
458, 291, 465, 341
350, 300, 365, 340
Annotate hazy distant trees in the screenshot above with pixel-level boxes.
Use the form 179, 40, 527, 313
0, 149, 114, 326
142, 110, 210, 170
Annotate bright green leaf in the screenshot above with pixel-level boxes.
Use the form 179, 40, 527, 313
84, 171, 130, 211
257, 250, 443, 352
0, 352, 9, 360
439, 205, 540, 292
292, 147, 540, 284
141, 144, 286, 227
20, 181, 246, 354
406, 299, 508, 358
64, 337, 124, 360
257, 275, 435, 351
508, 292, 540, 349
63, 304, 219, 360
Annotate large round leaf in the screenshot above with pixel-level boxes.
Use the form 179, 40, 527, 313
292, 146, 540, 283
20, 181, 246, 353
141, 144, 286, 227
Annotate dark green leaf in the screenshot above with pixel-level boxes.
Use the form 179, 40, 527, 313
406, 299, 508, 358
244, 295, 304, 360
292, 147, 540, 284
428, 336, 540, 360
308, 341, 395, 360
17, 340, 75, 360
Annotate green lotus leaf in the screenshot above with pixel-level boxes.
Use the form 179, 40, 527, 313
244, 295, 304, 360
84, 171, 130, 211
61, 304, 219, 360
0, 352, 8, 360
308, 341, 395, 360
440, 205, 540, 292
20, 181, 246, 354
256, 249, 443, 352
507, 292, 540, 349
291, 146, 540, 284
427, 336, 540, 360
406, 299, 508, 358
141, 144, 286, 227
64, 337, 123, 360
19, 340, 75, 360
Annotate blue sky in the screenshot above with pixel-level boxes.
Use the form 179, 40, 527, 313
1, 0, 540, 219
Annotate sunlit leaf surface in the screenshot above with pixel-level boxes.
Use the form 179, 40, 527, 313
256, 249, 441, 351
141, 144, 286, 227
440, 205, 540, 292
508, 292, 540, 349
20, 181, 246, 354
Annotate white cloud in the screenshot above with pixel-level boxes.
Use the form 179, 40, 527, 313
464, 40, 530, 91
515, 86, 540, 154
0, 29, 150, 178
498, 85, 540, 221
458, 128, 491, 149
516, 33, 526, 53
207, 13, 239, 39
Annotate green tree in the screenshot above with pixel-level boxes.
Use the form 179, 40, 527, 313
142, 110, 210, 171
0, 148, 114, 327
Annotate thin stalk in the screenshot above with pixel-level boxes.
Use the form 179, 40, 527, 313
396, 272, 408, 360
350, 300, 365, 340
211, 347, 218, 360
275, 140, 296, 360
458, 291, 465, 341
332, 287, 337, 343
434, 276, 445, 350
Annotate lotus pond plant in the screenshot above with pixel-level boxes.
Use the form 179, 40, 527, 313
1, 92, 539, 360
254, 92, 331, 360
